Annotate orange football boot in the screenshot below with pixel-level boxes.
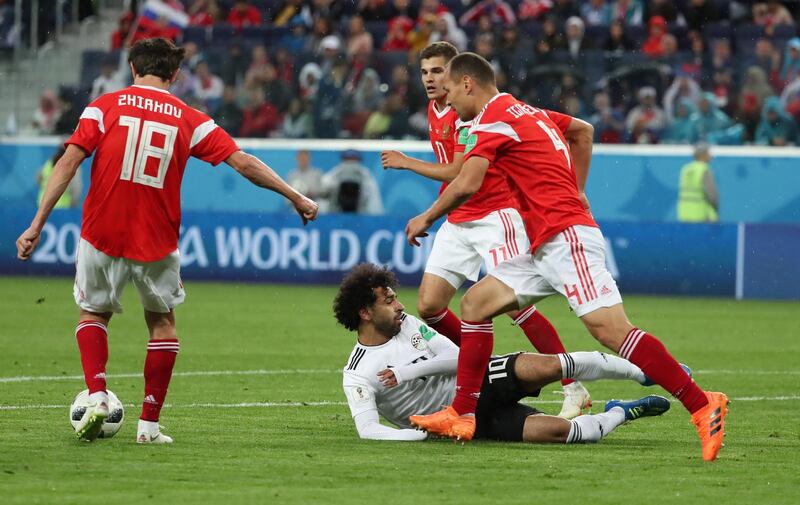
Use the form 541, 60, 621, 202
410, 406, 477, 442
691, 391, 729, 461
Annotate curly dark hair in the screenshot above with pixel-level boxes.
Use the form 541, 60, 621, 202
333, 263, 398, 331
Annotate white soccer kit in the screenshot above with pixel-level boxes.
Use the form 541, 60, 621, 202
342, 313, 458, 437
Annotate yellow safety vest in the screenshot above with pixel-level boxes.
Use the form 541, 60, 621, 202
678, 161, 718, 222
38, 159, 72, 209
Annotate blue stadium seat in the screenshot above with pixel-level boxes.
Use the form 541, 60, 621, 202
668, 24, 688, 50
585, 24, 609, 47
519, 21, 542, 39
376, 51, 409, 83
181, 26, 209, 46
212, 24, 237, 44
703, 22, 732, 42
735, 24, 765, 54
364, 21, 387, 49
80, 50, 108, 91
241, 25, 268, 45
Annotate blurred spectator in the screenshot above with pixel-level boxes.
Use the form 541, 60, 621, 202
37, 147, 82, 209
739, 66, 775, 140
239, 88, 282, 138
359, 0, 392, 21
429, 12, 468, 51
611, 0, 644, 26
272, 0, 310, 27
711, 69, 735, 113
474, 14, 496, 40
642, 15, 667, 59
498, 25, 532, 79
589, 91, 625, 143
657, 34, 679, 71
187, 0, 222, 26
388, 0, 419, 20
535, 16, 566, 61
313, 58, 349, 138
755, 96, 797, 145
690, 92, 732, 142
281, 16, 309, 53
287, 150, 324, 200
408, 104, 429, 138
244, 45, 271, 92
550, 0, 580, 23
263, 64, 292, 114
580, 0, 612, 26
318, 35, 344, 73
273, 48, 294, 85
460, 0, 516, 25
779, 38, 800, 89
519, 0, 553, 22
365, 93, 409, 139
307, 17, 336, 53
664, 74, 702, 123
781, 75, 800, 122
90, 58, 125, 100
346, 15, 374, 58
227, 0, 263, 29
213, 86, 243, 135
309, 0, 345, 20
709, 39, 733, 78
110, 12, 134, 50
322, 149, 384, 214
193, 61, 225, 113
663, 98, 697, 144
31, 90, 60, 135
409, 12, 437, 54
677, 143, 718, 223
299, 62, 323, 98
347, 68, 384, 114
565, 16, 593, 60
684, 0, 718, 32
604, 20, 635, 53
383, 16, 413, 51
680, 33, 705, 81
625, 86, 666, 143
281, 98, 313, 138
220, 43, 247, 87
53, 90, 81, 136
418, 0, 447, 24
645, 0, 683, 25
475, 34, 501, 72
752, 2, 794, 33
752, 38, 782, 87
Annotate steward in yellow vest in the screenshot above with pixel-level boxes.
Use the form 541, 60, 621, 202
678, 144, 719, 222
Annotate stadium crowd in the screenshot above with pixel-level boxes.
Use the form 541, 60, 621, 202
27, 0, 800, 145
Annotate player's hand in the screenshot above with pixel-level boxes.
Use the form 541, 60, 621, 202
293, 195, 319, 225
381, 150, 408, 170
579, 191, 591, 211
377, 368, 398, 388
16, 227, 41, 261
406, 213, 431, 247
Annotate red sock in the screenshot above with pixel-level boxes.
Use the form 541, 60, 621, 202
75, 321, 109, 394
619, 328, 709, 413
514, 307, 574, 386
140, 339, 179, 422
452, 320, 494, 415
423, 308, 462, 346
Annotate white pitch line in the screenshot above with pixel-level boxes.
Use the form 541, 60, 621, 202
2, 368, 798, 384
2, 395, 799, 411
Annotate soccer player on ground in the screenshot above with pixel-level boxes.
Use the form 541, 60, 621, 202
335, 264, 671, 443
380, 41, 590, 419
15, 38, 319, 444
405, 53, 729, 461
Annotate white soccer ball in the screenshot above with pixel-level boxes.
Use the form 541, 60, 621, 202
69, 389, 125, 438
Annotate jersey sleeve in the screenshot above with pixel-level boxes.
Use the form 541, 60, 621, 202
453, 123, 469, 154
463, 126, 512, 165
189, 118, 239, 166
543, 109, 574, 134
65, 106, 105, 155
343, 372, 379, 419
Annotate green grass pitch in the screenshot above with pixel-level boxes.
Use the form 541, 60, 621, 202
1, 276, 798, 504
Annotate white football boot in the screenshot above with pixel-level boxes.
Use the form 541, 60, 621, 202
557, 381, 592, 419
136, 420, 174, 444
75, 392, 109, 441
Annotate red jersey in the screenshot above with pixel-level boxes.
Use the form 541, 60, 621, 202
463, 93, 596, 251
67, 85, 239, 262
427, 100, 514, 223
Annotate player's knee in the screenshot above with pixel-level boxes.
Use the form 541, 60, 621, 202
585, 321, 628, 352
416, 294, 446, 319
460, 292, 486, 321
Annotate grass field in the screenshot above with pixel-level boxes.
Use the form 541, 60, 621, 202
1, 276, 798, 504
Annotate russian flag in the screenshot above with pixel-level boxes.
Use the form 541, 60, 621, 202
140, 0, 189, 30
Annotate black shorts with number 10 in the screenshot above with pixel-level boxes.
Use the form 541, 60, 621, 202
474, 352, 544, 442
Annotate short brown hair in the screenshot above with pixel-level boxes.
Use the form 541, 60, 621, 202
128, 38, 185, 81
419, 41, 458, 64
447, 52, 496, 87
333, 264, 398, 331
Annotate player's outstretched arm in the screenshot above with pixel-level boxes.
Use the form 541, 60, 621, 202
16, 144, 86, 261
563, 117, 594, 209
353, 409, 428, 441
225, 151, 319, 225
406, 156, 489, 246
381, 150, 464, 183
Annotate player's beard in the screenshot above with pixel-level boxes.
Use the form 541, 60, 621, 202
375, 314, 402, 338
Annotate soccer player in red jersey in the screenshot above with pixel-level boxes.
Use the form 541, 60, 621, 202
406, 53, 728, 461
381, 42, 591, 419
15, 38, 319, 444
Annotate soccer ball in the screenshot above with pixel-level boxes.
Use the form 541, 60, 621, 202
69, 389, 125, 438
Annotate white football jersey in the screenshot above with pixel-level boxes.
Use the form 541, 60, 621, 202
342, 313, 458, 429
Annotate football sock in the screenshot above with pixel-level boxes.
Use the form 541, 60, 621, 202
75, 320, 109, 394
558, 351, 647, 384
452, 320, 494, 415
619, 328, 708, 414
423, 308, 462, 346
140, 339, 179, 422
566, 408, 626, 444
514, 307, 574, 386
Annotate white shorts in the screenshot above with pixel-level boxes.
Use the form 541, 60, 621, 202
73, 239, 185, 314
425, 208, 530, 289
491, 225, 623, 317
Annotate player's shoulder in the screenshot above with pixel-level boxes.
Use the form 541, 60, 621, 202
399, 313, 439, 345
